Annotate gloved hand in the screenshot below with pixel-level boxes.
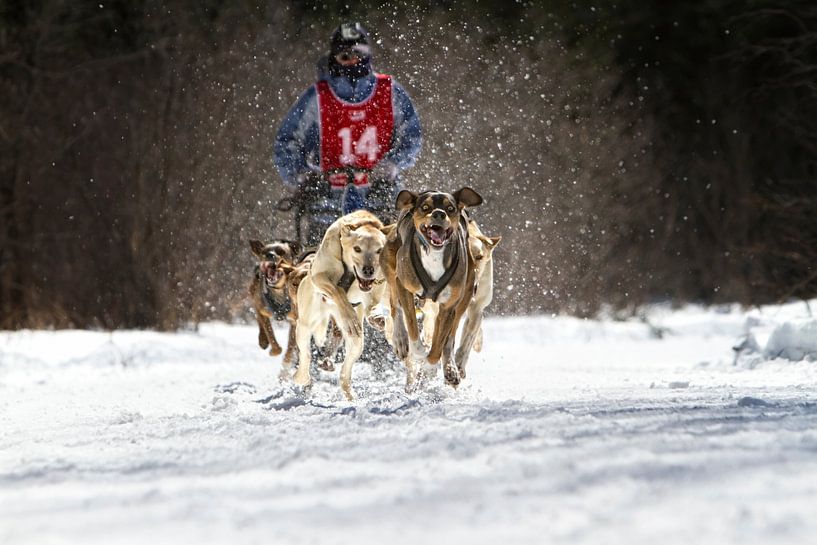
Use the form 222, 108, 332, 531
369, 160, 398, 183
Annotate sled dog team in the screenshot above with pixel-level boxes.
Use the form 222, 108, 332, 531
249, 187, 500, 400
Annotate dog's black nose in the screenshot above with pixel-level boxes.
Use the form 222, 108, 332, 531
431, 209, 446, 221
362, 265, 374, 277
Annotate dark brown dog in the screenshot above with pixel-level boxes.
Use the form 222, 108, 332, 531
381, 187, 483, 388
248, 239, 301, 366
249, 239, 340, 373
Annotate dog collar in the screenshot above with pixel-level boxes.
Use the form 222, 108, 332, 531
258, 271, 291, 321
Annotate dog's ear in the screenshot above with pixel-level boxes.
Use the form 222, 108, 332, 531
380, 223, 396, 236
341, 223, 355, 237
487, 235, 501, 248
395, 190, 418, 211
249, 239, 265, 256
286, 240, 302, 257
453, 187, 483, 209
470, 241, 485, 261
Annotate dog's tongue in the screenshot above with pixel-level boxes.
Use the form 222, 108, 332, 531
264, 264, 282, 284
358, 278, 373, 292
427, 226, 447, 245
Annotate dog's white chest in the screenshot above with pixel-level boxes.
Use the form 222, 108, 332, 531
420, 249, 446, 282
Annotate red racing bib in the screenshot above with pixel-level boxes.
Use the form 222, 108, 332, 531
317, 74, 394, 188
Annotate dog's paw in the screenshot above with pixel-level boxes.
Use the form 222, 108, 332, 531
454, 351, 468, 380
341, 382, 355, 401
404, 377, 418, 394
292, 382, 313, 398
268, 343, 283, 357
292, 369, 312, 387
319, 358, 335, 372
278, 367, 291, 382
258, 333, 269, 350
473, 328, 483, 353
418, 359, 439, 378
367, 314, 386, 331
282, 350, 298, 369
443, 362, 461, 388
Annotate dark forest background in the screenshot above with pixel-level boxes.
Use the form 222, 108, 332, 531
2, 0, 816, 330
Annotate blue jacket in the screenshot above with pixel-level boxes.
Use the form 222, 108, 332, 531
274, 68, 422, 188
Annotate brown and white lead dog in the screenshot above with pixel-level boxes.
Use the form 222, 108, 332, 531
381, 187, 483, 389
292, 210, 389, 400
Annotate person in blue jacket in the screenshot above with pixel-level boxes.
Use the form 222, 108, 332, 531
274, 22, 422, 245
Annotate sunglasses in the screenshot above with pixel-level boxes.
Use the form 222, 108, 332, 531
336, 51, 362, 63
334, 44, 371, 63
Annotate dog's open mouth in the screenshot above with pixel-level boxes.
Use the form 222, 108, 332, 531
261, 262, 284, 286
354, 268, 375, 292
421, 224, 452, 247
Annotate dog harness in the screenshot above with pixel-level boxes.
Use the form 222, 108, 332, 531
409, 222, 467, 303
337, 263, 356, 293
256, 268, 291, 321
317, 74, 394, 189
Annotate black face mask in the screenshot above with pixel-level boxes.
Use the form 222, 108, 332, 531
328, 55, 371, 83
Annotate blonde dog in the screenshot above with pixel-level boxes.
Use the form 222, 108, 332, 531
292, 210, 388, 400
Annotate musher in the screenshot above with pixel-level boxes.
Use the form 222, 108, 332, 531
274, 22, 422, 245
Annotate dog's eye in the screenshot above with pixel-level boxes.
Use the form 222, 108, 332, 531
421, 205, 430, 212
377, 248, 382, 254
354, 246, 362, 253
265, 251, 276, 259
447, 205, 455, 213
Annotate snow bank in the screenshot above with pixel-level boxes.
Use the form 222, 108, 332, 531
713, 301, 817, 366
762, 319, 817, 361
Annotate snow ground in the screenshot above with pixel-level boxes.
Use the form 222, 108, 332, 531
2, 302, 817, 545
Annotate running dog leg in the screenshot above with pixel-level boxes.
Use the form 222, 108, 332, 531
339, 311, 365, 401
391, 303, 417, 390
293, 316, 314, 387
454, 305, 482, 380
319, 320, 343, 372
281, 321, 298, 369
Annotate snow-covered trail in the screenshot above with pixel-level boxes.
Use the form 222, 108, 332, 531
2, 305, 817, 544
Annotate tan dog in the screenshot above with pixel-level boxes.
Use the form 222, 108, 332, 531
381, 188, 483, 389
292, 210, 388, 400
248, 239, 301, 364
422, 218, 500, 379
